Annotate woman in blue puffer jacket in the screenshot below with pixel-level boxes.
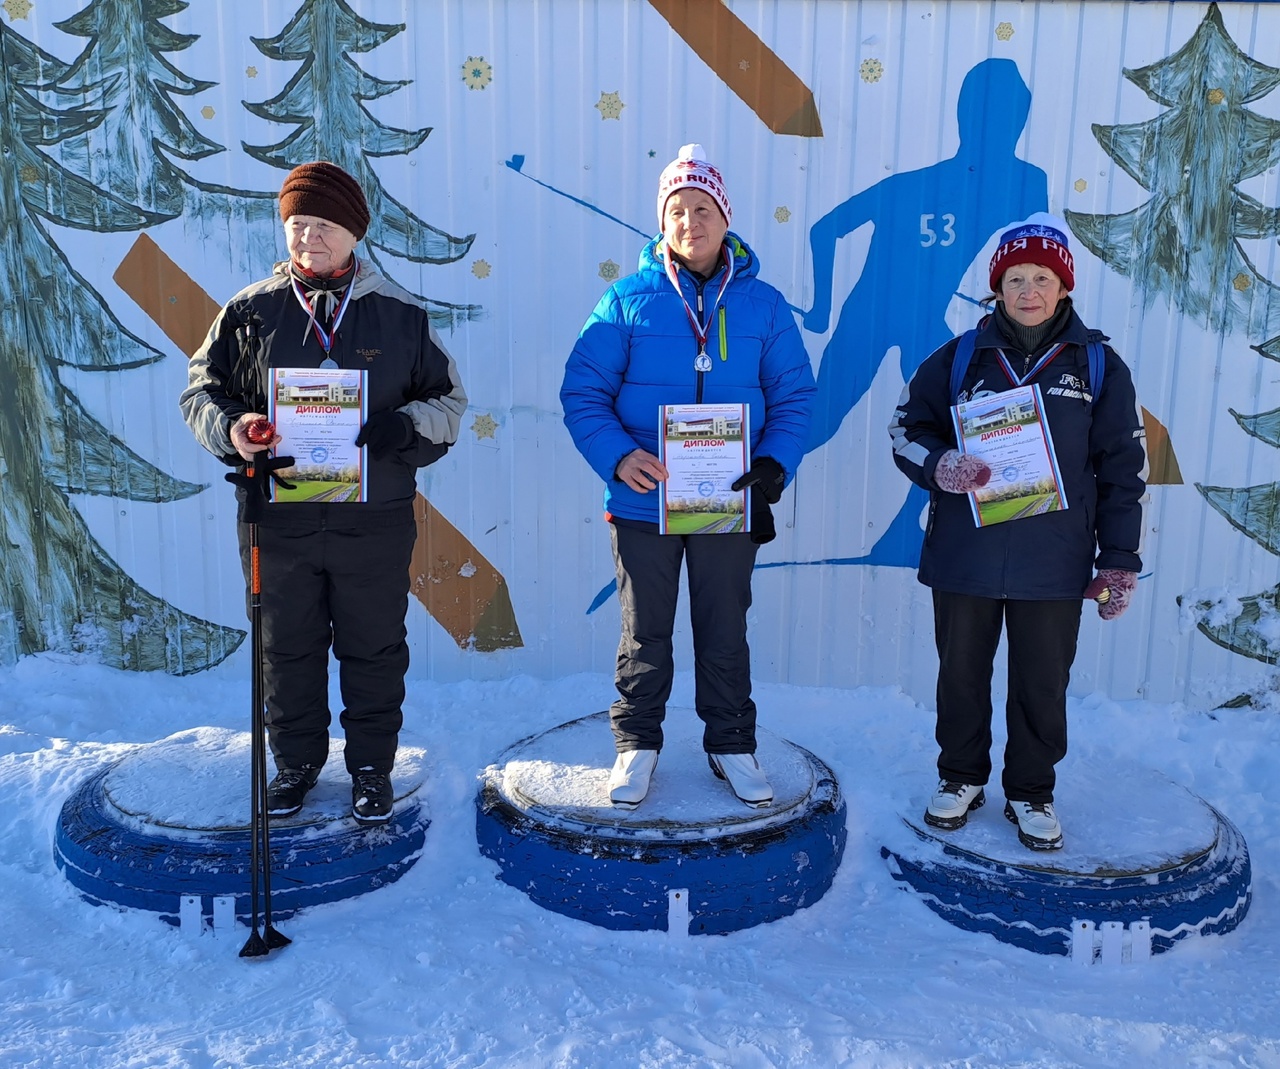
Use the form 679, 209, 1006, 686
561, 144, 815, 812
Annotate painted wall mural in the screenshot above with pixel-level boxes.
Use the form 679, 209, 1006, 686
2, 0, 1279, 709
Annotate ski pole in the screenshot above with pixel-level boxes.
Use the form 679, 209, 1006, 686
236, 324, 291, 959
252, 511, 290, 953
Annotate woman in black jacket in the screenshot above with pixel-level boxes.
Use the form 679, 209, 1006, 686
888, 214, 1147, 850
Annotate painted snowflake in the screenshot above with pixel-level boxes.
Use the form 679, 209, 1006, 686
462, 56, 493, 91
1233, 273, 1252, 291
200, 105, 215, 120
595, 91, 625, 120
774, 207, 791, 224
18, 165, 39, 184
1207, 87, 1225, 105
472, 260, 492, 279
246, 66, 258, 78
996, 22, 1014, 41
1074, 179, 1088, 193
471, 413, 497, 440
859, 59, 883, 84
3, 0, 32, 20
599, 260, 620, 282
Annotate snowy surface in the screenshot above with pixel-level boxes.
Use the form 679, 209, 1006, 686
2, 651, 1278, 1068
103, 728, 427, 831
889, 762, 1219, 877
492, 711, 820, 839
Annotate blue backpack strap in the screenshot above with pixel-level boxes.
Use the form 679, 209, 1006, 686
1084, 331, 1106, 402
949, 329, 979, 404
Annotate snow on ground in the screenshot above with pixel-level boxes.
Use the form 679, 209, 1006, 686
1, 650, 1278, 1068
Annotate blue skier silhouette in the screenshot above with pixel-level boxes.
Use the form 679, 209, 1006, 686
801, 58, 1048, 567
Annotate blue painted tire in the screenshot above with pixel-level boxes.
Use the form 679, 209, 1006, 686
476, 712, 847, 935
54, 734, 429, 925
882, 801, 1251, 956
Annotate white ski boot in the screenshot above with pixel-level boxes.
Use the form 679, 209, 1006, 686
608, 750, 658, 809
708, 753, 773, 809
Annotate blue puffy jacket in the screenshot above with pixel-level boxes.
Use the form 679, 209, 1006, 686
561, 233, 816, 523
889, 307, 1147, 599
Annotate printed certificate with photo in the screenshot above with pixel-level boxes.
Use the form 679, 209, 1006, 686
657, 403, 751, 535
951, 384, 1066, 527
267, 368, 368, 503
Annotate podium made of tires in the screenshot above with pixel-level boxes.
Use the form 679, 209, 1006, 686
476, 711, 848, 935
54, 728, 428, 926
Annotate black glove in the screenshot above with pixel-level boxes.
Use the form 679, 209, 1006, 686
225, 455, 295, 524
748, 491, 776, 545
355, 411, 415, 460
731, 456, 786, 505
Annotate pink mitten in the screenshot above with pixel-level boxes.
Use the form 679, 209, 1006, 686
934, 450, 992, 494
1083, 569, 1138, 620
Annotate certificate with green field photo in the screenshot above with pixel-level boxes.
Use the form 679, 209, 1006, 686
268, 368, 367, 503
658, 403, 750, 535
951, 384, 1066, 527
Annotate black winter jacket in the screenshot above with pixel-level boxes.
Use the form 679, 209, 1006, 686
180, 259, 466, 527
889, 308, 1146, 599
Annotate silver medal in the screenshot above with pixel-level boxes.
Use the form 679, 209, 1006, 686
694, 352, 713, 373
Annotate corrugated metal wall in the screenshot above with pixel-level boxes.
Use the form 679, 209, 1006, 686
5, 0, 1280, 708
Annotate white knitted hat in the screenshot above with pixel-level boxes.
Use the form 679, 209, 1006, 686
656, 144, 731, 226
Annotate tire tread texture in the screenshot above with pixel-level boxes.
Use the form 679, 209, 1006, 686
881, 805, 1251, 955
55, 764, 428, 924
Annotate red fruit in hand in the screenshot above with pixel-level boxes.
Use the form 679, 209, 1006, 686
245, 418, 275, 444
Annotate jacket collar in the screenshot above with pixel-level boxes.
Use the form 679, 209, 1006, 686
973, 301, 1101, 351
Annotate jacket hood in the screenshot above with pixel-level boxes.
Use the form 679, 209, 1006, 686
974, 302, 1105, 351
637, 231, 761, 281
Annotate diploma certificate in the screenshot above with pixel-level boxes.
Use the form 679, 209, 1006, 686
658, 403, 750, 535
267, 368, 368, 503
951, 384, 1066, 526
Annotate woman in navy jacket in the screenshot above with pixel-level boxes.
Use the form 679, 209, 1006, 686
561, 145, 814, 811
889, 214, 1146, 850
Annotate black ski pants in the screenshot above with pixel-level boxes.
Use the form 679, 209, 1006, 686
238, 519, 417, 776
608, 522, 760, 754
932, 590, 1083, 804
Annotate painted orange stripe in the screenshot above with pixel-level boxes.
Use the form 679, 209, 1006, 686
648, 0, 822, 137
113, 233, 223, 358
410, 495, 523, 651
1142, 407, 1183, 486
115, 234, 523, 650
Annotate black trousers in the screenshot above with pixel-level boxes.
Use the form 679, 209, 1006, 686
932, 590, 1083, 804
609, 523, 760, 754
238, 520, 417, 775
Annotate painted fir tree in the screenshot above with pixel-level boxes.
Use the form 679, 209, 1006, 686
244, 0, 479, 326
0, 20, 241, 672
1191, 402, 1280, 678
49, 0, 221, 216
1066, 3, 1280, 336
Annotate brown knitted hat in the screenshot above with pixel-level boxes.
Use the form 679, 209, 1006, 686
278, 161, 370, 240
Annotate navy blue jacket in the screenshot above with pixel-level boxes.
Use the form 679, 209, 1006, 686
890, 308, 1147, 599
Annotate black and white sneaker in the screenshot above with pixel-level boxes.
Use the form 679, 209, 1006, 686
266, 767, 319, 818
924, 780, 985, 830
352, 769, 394, 825
1004, 800, 1064, 851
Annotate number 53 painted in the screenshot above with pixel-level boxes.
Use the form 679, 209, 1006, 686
920, 213, 956, 247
